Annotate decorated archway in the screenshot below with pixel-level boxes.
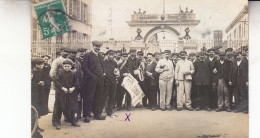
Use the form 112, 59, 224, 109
144, 25, 180, 43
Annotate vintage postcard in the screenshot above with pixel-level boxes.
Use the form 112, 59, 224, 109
30, 0, 248, 137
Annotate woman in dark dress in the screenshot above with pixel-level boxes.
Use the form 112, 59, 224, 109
31, 58, 49, 137
31, 58, 48, 117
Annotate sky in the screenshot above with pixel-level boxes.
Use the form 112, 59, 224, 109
92, 0, 248, 40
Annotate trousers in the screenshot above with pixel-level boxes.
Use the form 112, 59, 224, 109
217, 79, 230, 108
159, 78, 173, 109
177, 80, 192, 108
104, 78, 117, 115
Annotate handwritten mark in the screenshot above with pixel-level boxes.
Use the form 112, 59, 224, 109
125, 113, 131, 121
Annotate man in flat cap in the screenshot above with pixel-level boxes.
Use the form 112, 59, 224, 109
145, 53, 159, 111
41, 55, 52, 113
229, 52, 248, 114
124, 49, 142, 110
193, 51, 212, 111
103, 50, 119, 116
75, 48, 87, 119
50, 47, 74, 130
81, 40, 107, 122
155, 50, 175, 111
175, 51, 195, 111
214, 52, 232, 112
68, 48, 83, 120
116, 53, 131, 111
225, 50, 235, 107
206, 48, 218, 109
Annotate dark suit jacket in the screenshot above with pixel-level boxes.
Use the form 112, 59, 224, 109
125, 56, 141, 79
145, 61, 159, 86
194, 59, 212, 86
213, 59, 231, 83
82, 51, 105, 78
206, 57, 218, 84
229, 58, 248, 87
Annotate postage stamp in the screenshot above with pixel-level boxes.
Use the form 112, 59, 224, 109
34, 0, 71, 39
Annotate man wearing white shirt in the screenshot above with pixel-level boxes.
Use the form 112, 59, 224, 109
155, 50, 175, 111
175, 51, 195, 111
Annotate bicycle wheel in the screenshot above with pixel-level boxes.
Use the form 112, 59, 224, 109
31, 106, 39, 137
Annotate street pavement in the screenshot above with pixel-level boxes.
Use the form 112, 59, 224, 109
39, 91, 248, 138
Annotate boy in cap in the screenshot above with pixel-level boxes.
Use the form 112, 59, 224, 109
103, 50, 120, 116
41, 55, 52, 113
55, 60, 80, 128
175, 51, 195, 111
50, 47, 74, 129
155, 50, 175, 111
193, 51, 212, 111
214, 52, 232, 112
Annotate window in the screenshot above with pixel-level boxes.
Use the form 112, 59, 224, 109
32, 18, 37, 43
81, 2, 84, 21
56, 34, 63, 44
234, 29, 236, 39
73, 0, 77, 18
244, 20, 246, 38
239, 24, 241, 39
83, 34, 87, 44
68, 32, 71, 44
77, 0, 81, 20
72, 31, 77, 44
69, 0, 73, 16
84, 4, 88, 23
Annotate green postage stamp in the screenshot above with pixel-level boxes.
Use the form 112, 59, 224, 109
34, 0, 71, 39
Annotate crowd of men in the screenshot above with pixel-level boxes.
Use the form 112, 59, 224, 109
31, 40, 248, 134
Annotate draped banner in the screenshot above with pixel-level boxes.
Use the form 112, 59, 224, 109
121, 74, 144, 107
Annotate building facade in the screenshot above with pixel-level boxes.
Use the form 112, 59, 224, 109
31, 0, 92, 60
225, 5, 248, 52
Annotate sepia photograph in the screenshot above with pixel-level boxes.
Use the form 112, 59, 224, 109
29, 0, 249, 137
